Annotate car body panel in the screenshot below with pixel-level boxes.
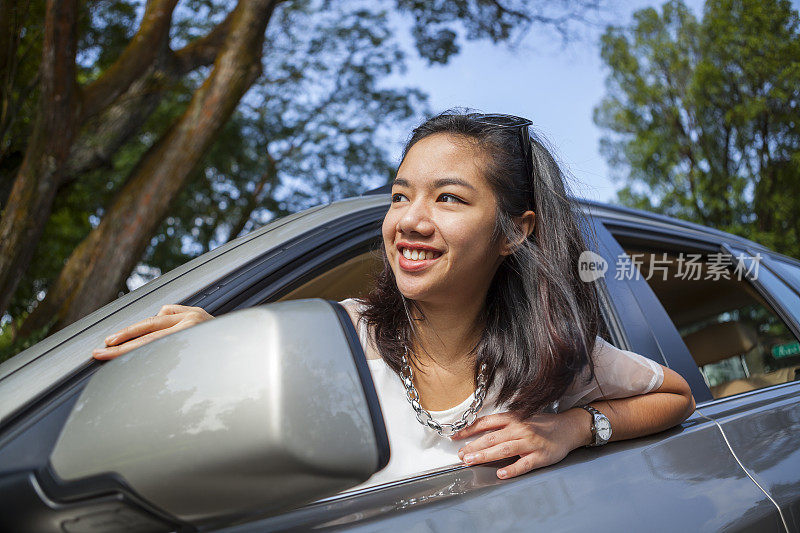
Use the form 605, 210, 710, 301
698, 382, 800, 532
221, 413, 783, 532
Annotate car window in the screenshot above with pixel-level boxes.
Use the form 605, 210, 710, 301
613, 245, 800, 400
276, 249, 380, 302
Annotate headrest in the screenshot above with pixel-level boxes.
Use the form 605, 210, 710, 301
682, 321, 758, 366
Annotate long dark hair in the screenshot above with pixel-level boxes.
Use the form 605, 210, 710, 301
361, 109, 601, 418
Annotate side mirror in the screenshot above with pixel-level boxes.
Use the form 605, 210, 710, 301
49, 299, 388, 528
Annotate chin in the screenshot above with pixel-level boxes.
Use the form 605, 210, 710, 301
390, 257, 446, 302
395, 277, 448, 304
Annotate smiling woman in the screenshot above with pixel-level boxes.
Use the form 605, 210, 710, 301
93, 109, 695, 489
346, 110, 695, 485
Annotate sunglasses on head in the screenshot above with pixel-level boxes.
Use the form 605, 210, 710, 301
467, 113, 534, 186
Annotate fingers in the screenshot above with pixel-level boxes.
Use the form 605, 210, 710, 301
452, 412, 516, 439
156, 304, 198, 316
460, 439, 526, 467
497, 453, 542, 479
103, 314, 183, 347
92, 327, 178, 360
457, 428, 517, 460
93, 305, 214, 361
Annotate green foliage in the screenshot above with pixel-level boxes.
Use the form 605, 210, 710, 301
595, 0, 800, 259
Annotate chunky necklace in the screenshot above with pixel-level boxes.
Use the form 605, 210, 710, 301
400, 345, 488, 437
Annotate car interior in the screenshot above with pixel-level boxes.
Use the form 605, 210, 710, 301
277, 251, 381, 302
618, 244, 800, 400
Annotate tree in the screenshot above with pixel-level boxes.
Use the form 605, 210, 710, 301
0, 0, 603, 357
594, 0, 800, 259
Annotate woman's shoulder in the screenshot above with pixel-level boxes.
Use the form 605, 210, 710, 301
337, 298, 381, 360
338, 297, 368, 328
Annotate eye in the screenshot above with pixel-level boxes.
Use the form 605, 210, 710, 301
438, 193, 464, 204
391, 192, 408, 203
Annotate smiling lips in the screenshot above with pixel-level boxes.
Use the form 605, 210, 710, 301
397, 244, 443, 272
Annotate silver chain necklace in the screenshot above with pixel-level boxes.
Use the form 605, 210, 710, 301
400, 346, 488, 438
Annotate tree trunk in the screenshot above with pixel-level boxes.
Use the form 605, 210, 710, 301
0, 0, 79, 317
0, 0, 180, 319
19, 0, 280, 336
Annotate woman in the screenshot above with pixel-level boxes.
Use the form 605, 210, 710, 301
93, 110, 695, 486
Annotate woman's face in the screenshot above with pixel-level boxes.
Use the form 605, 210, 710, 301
382, 133, 507, 305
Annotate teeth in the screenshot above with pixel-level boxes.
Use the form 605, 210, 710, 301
401, 248, 440, 261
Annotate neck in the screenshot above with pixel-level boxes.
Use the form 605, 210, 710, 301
407, 294, 485, 373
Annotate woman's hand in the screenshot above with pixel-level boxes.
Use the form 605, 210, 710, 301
92, 304, 214, 360
452, 408, 590, 479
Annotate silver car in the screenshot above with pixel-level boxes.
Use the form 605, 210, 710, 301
0, 189, 798, 532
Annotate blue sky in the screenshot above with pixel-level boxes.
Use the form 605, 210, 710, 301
386, 0, 706, 204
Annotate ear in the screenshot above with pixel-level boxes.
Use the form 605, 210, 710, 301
500, 210, 536, 256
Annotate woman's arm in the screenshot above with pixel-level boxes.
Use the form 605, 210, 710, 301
568, 364, 695, 446
452, 363, 695, 479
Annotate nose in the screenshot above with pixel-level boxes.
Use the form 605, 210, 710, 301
397, 198, 435, 237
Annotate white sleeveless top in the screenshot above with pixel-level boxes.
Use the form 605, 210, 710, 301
338, 298, 664, 489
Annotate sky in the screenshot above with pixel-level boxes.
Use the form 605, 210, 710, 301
385, 0, 706, 204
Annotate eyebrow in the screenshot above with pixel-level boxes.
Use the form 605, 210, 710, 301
392, 177, 477, 191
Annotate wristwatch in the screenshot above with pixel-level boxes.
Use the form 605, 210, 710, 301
581, 405, 612, 447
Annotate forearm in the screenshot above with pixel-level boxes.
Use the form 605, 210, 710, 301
565, 390, 696, 448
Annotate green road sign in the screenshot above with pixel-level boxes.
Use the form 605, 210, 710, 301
772, 341, 800, 359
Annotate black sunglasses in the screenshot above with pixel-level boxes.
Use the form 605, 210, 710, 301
467, 113, 534, 186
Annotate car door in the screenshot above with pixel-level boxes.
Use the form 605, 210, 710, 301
598, 213, 798, 532
216, 210, 784, 532
0, 196, 390, 532
697, 244, 800, 532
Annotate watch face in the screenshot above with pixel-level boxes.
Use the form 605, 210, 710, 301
596, 417, 612, 440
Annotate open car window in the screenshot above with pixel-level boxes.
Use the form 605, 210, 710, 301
613, 245, 800, 400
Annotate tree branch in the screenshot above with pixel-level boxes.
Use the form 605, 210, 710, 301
65, 63, 166, 180
171, 10, 234, 75
227, 151, 278, 240
65, 7, 238, 184
488, 0, 531, 23
80, 0, 179, 121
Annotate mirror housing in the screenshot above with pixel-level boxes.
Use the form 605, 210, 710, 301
50, 299, 388, 526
